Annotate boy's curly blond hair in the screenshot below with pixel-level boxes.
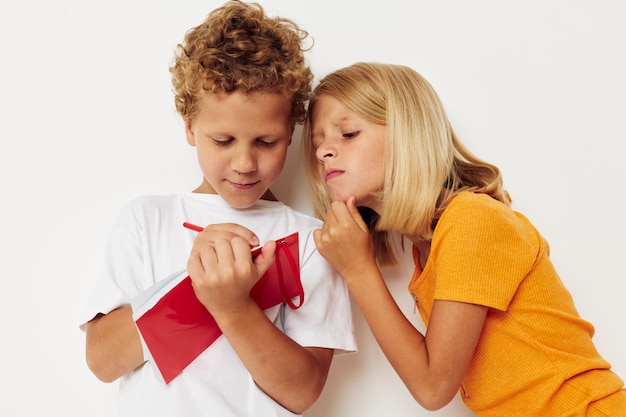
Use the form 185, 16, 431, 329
170, 0, 313, 123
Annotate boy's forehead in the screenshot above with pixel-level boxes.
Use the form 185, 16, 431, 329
191, 90, 294, 132
198, 90, 291, 109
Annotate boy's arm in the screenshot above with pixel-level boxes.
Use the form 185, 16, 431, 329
187, 236, 334, 413
85, 306, 144, 383
215, 299, 334, 414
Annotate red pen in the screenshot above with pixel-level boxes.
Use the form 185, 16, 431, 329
183, 222, 204, 232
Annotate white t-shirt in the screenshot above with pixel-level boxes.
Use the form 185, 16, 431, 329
80, 193, 356, 417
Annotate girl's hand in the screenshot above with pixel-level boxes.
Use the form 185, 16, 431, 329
313, 197, 377, 281
187, 234, 276, 320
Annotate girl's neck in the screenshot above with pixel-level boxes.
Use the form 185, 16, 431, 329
408, 237, 431, 270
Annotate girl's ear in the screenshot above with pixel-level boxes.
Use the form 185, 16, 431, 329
184, 117, 196, 146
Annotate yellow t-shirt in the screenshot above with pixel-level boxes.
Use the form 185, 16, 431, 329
408, 191, 625, 416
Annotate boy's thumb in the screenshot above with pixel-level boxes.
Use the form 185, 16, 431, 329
253, 240, 277, 278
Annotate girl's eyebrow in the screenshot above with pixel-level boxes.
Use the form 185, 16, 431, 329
310, 132, 322, 147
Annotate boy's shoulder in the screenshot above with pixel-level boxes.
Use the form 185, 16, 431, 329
119, 193, 322, 228
268, 201, 323, 228
126, 193, 177, 204
121, 193, 183, 213
124, 192, 230, 209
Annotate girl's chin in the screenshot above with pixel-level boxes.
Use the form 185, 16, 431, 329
331, 196, 361, 208
330, 193, 351, 203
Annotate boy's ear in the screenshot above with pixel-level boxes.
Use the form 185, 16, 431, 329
184, 117, 196, 146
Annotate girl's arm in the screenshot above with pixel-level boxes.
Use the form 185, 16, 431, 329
353, 276, 486, 410
187, 234, 332, 414
85, 306, 145, 382
314, 199, 487, 411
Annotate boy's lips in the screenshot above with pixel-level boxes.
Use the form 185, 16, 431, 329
228, 179, 260, 190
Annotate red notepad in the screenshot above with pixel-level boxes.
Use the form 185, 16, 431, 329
133, 232, 303, 384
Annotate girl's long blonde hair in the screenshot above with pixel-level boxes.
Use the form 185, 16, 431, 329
303, 62, 509, 265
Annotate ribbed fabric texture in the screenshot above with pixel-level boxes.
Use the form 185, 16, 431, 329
408, 191, 625, 416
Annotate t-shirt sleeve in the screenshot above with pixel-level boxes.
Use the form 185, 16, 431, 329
432, 193, 540, 311
279, 229, 357, 354
79, 201, 146, 330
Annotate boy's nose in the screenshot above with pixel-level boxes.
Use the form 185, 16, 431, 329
232, 150, 257, 173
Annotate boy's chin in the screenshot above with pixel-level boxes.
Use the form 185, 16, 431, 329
228, 198, 263, 210
220, 192, 267, 209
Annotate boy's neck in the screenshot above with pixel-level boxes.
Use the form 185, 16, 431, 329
261, 189, 278, 201
190, 187, 279, 202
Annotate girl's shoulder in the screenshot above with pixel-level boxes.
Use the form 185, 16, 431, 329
432, 192, 544, 291
438, 191, 541, 252
444, 191, 511, 221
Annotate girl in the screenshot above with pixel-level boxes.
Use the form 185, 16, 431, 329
303, 62, 626, 416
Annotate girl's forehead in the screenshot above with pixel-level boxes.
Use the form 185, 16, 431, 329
311, 95, 358, 121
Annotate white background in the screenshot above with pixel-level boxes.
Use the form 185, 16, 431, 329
1, 1, 625, 416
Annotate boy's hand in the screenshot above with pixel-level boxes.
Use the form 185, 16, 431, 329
192, 223, 260, 249
187, 235, 277, 320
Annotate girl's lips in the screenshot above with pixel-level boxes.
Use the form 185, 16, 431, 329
325, 169, 343, 182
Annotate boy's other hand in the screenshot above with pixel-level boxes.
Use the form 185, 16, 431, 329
187, 234, 276, 320
193, 223, 260, 250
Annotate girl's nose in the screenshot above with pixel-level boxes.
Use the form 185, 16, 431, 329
315, 142, 335, 160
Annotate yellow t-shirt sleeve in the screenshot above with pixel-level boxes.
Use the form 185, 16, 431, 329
431, 192, 542, 311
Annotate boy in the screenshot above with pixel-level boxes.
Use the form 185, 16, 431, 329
80, 2, 356, 416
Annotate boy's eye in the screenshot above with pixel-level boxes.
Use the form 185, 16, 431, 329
213, 137, 233, 146
256, 139, 277, 147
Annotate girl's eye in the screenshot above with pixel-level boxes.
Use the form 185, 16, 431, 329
343, 131, 359, 139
